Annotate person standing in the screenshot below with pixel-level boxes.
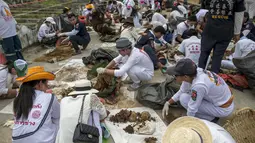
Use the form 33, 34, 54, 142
0, 0, 24, 61
198, 0, 246, 73
58, 13, 91, 55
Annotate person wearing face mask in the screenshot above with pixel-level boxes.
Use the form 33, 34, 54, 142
162, 59, 234, 122
12, 66, 60, 143
57, 13, 91, 55
172, 15, 197, 45
37, 17, 59, 48
96, 38, 154, 91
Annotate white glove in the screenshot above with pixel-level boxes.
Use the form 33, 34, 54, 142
162, 101, 170, 119
96, 68, 106, 74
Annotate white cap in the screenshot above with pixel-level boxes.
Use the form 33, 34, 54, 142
45, 17, 56, 24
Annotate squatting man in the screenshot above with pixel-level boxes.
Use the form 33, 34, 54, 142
162, 59, 234, 122
96, 37, 154, 91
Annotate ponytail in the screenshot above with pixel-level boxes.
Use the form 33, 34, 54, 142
13, 79, 46, 119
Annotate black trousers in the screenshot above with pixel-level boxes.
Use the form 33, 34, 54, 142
2, 35, 24, 61
41, 37, 58, 46
69, 35, 90, 52
198, 34, 231, 74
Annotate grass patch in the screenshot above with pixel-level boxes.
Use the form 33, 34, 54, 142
41, 0, 60, 6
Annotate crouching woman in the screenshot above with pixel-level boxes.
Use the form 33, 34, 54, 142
12, 66, 60, 143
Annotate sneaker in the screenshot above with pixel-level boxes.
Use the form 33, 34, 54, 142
127, 83, 141, 91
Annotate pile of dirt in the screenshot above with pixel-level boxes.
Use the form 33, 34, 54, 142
123, 125, 134, 134
52, 87, 74, 99
55, 66, 88, 82
109, 110, 155, 123
34, 45, 74, 63
144, 137, 157, 143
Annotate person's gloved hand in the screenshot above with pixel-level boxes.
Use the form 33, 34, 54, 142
97, 68, 106, 74
162, 101, 170, 119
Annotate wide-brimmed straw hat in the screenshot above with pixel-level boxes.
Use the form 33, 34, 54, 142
162, 116, 212, 143
68, 79, 99, 96
16, 66, 55, 83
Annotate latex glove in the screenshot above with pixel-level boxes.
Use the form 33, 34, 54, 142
97, 68, 106, 74
162, 101, 170, 119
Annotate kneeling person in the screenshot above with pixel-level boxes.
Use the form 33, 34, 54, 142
97, 38, 154, 91
37, 17, 58, 47
162, 59, 234, 122
58, 13, 91, 55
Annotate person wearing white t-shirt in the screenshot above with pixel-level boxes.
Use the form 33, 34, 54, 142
172, 15, 197, 45
97, 37, 154, 91
38, 17, 58, 47
122, 0, 135, 18
12, 66, 60, 143
120, 17, 139, 46
151, 12, 168, 26
0, 0, 24, 61
162, 59, 234, 122
113, 0, 124, 16
177, 29, 201, 65
221, 37, 255, 69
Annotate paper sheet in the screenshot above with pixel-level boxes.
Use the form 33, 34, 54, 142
105, 107, 167, 143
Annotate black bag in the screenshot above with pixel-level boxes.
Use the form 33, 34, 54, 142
73, 96, 100, 143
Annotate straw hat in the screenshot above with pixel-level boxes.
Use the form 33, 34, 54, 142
16, 66, 55, 83
162, 116, 212, 143
68, 79, 99, 96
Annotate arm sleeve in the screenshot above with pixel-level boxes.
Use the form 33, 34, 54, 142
178, 41, 186, 54
113, 54, 124, 63
150, 0, 155, 10
233, 40, 242, 58
64, 29, 79, 36
0, 70, 8, 95
51, 96, 60, 119
172, 82, 190, 101
177, 25, 185, 36
114, 55, 139, 77
187, 85, 207, 117
90, 94, 107, 120
234, 12, 244, 35
42, 29, 56, 38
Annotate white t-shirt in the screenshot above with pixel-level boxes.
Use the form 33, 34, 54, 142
82, 9, 92, 16
113, 48, 154, 77
55, 93, 107, 143
37, 23, 56, 42
233, 38, 255, 58
151, 13, 167, 25
196, 9, 208, 22
12, 90, 60, 143
0, 0, 17, 38
172, 68, 232, 117
178, 36, 201, 65
172, 21, 190, 45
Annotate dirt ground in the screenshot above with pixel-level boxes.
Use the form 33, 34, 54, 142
0, 31, 254, 143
